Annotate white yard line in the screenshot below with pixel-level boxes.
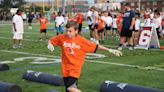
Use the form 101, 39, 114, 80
0, 49, 163, 72
0, 37, 38, 42
0, 49, 58, 58
0, 22, 55, 25
0, 31, 55, 35
86, 60, 164, 72
104, 44, 164, 51
0, 36, 162, 52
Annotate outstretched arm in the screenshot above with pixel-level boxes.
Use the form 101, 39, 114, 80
98, 45, 123, 57
98, 45, 109, 51
47, 40, 54, 52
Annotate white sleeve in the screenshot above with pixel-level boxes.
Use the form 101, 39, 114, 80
12, 16, 17, 23
87, 11, 91, 17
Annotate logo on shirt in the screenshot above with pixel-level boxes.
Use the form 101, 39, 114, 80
63, 42, 81, 54
41, 19, 46, 23
124, 12, 130, 17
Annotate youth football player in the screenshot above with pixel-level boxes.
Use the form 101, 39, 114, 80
47, 20, 123, 92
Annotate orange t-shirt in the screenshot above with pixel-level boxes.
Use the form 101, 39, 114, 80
76, 14, 84, 24
50, 34, 98, 78
98, 18, 104, 31
39, 17, 48, 30
68, 18, 77, 21
116, 16, 123, 32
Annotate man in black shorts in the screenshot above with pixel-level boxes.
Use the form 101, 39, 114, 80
118, 3, 136, 50
27, 12, 34, 29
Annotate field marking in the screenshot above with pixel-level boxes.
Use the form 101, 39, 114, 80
0, 36, 52, 42
104, 44, 164, 51
0, 49, 58, 58
1, 36, 162, 52
0, 49, 164, 72
0, 22, 55, 26
0, 30, 55, 35
10, 63, 58, 72
0, 37, 39, 42
86, 60, 164, 72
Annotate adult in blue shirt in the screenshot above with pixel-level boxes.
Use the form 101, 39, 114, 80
118, 3, 136, 50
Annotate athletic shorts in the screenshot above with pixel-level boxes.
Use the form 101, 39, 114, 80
56, 26, 64, 33
156, 28, 160, 38
89, 24, 98, 30
112, 28, 117, 31
28, 19, 32, 23
133, 30, 138, 32
13, 33, 23, 40
88, 25, 92, 30
120, 27, 133, 37
63, 77, 78, 92
105, 25, 112, 30
78, 24, 82, 32
98, 28, 104, 33
40, 29, 47, 33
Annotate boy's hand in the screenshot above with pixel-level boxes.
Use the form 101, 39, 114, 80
108, 49, 123, 56
47, 41, 54, 52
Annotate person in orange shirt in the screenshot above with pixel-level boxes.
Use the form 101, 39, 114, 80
95, 13, 105, 44
76, 10, 84, 35
39, 13, 48, 41
116, 12, 123, 33
47, 20, 122, 92
68, 17, 77, 21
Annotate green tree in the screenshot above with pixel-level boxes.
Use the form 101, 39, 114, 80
0, 0, 26, 12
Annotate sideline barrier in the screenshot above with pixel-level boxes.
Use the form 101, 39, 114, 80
0, 64, 9, 71
0, 82, 22, 92
22, 70, 64, 86
100, 80, 164, 92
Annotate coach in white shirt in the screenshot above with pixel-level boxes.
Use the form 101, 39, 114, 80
153, 12, 162, 38
12, 9, 24, 48
55, 12, 64, 35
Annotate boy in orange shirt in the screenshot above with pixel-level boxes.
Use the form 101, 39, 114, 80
97, 12, 106, 44
76, 10, 84, 35
47, 21, 122, 92
39, 13, 48, 41
94, 14, 104, 44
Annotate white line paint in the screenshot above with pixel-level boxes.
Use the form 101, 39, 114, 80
0, 49, 163, 72
86, 60, 164, 72
0, 37, 38, 42
0, 49, 59, 58
0, 31, 55, 35
0, 22, 55, 26
104, 44, 164, 51
0, 36, 163, 51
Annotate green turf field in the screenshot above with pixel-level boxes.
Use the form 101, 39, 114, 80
0, 23, 164, 92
